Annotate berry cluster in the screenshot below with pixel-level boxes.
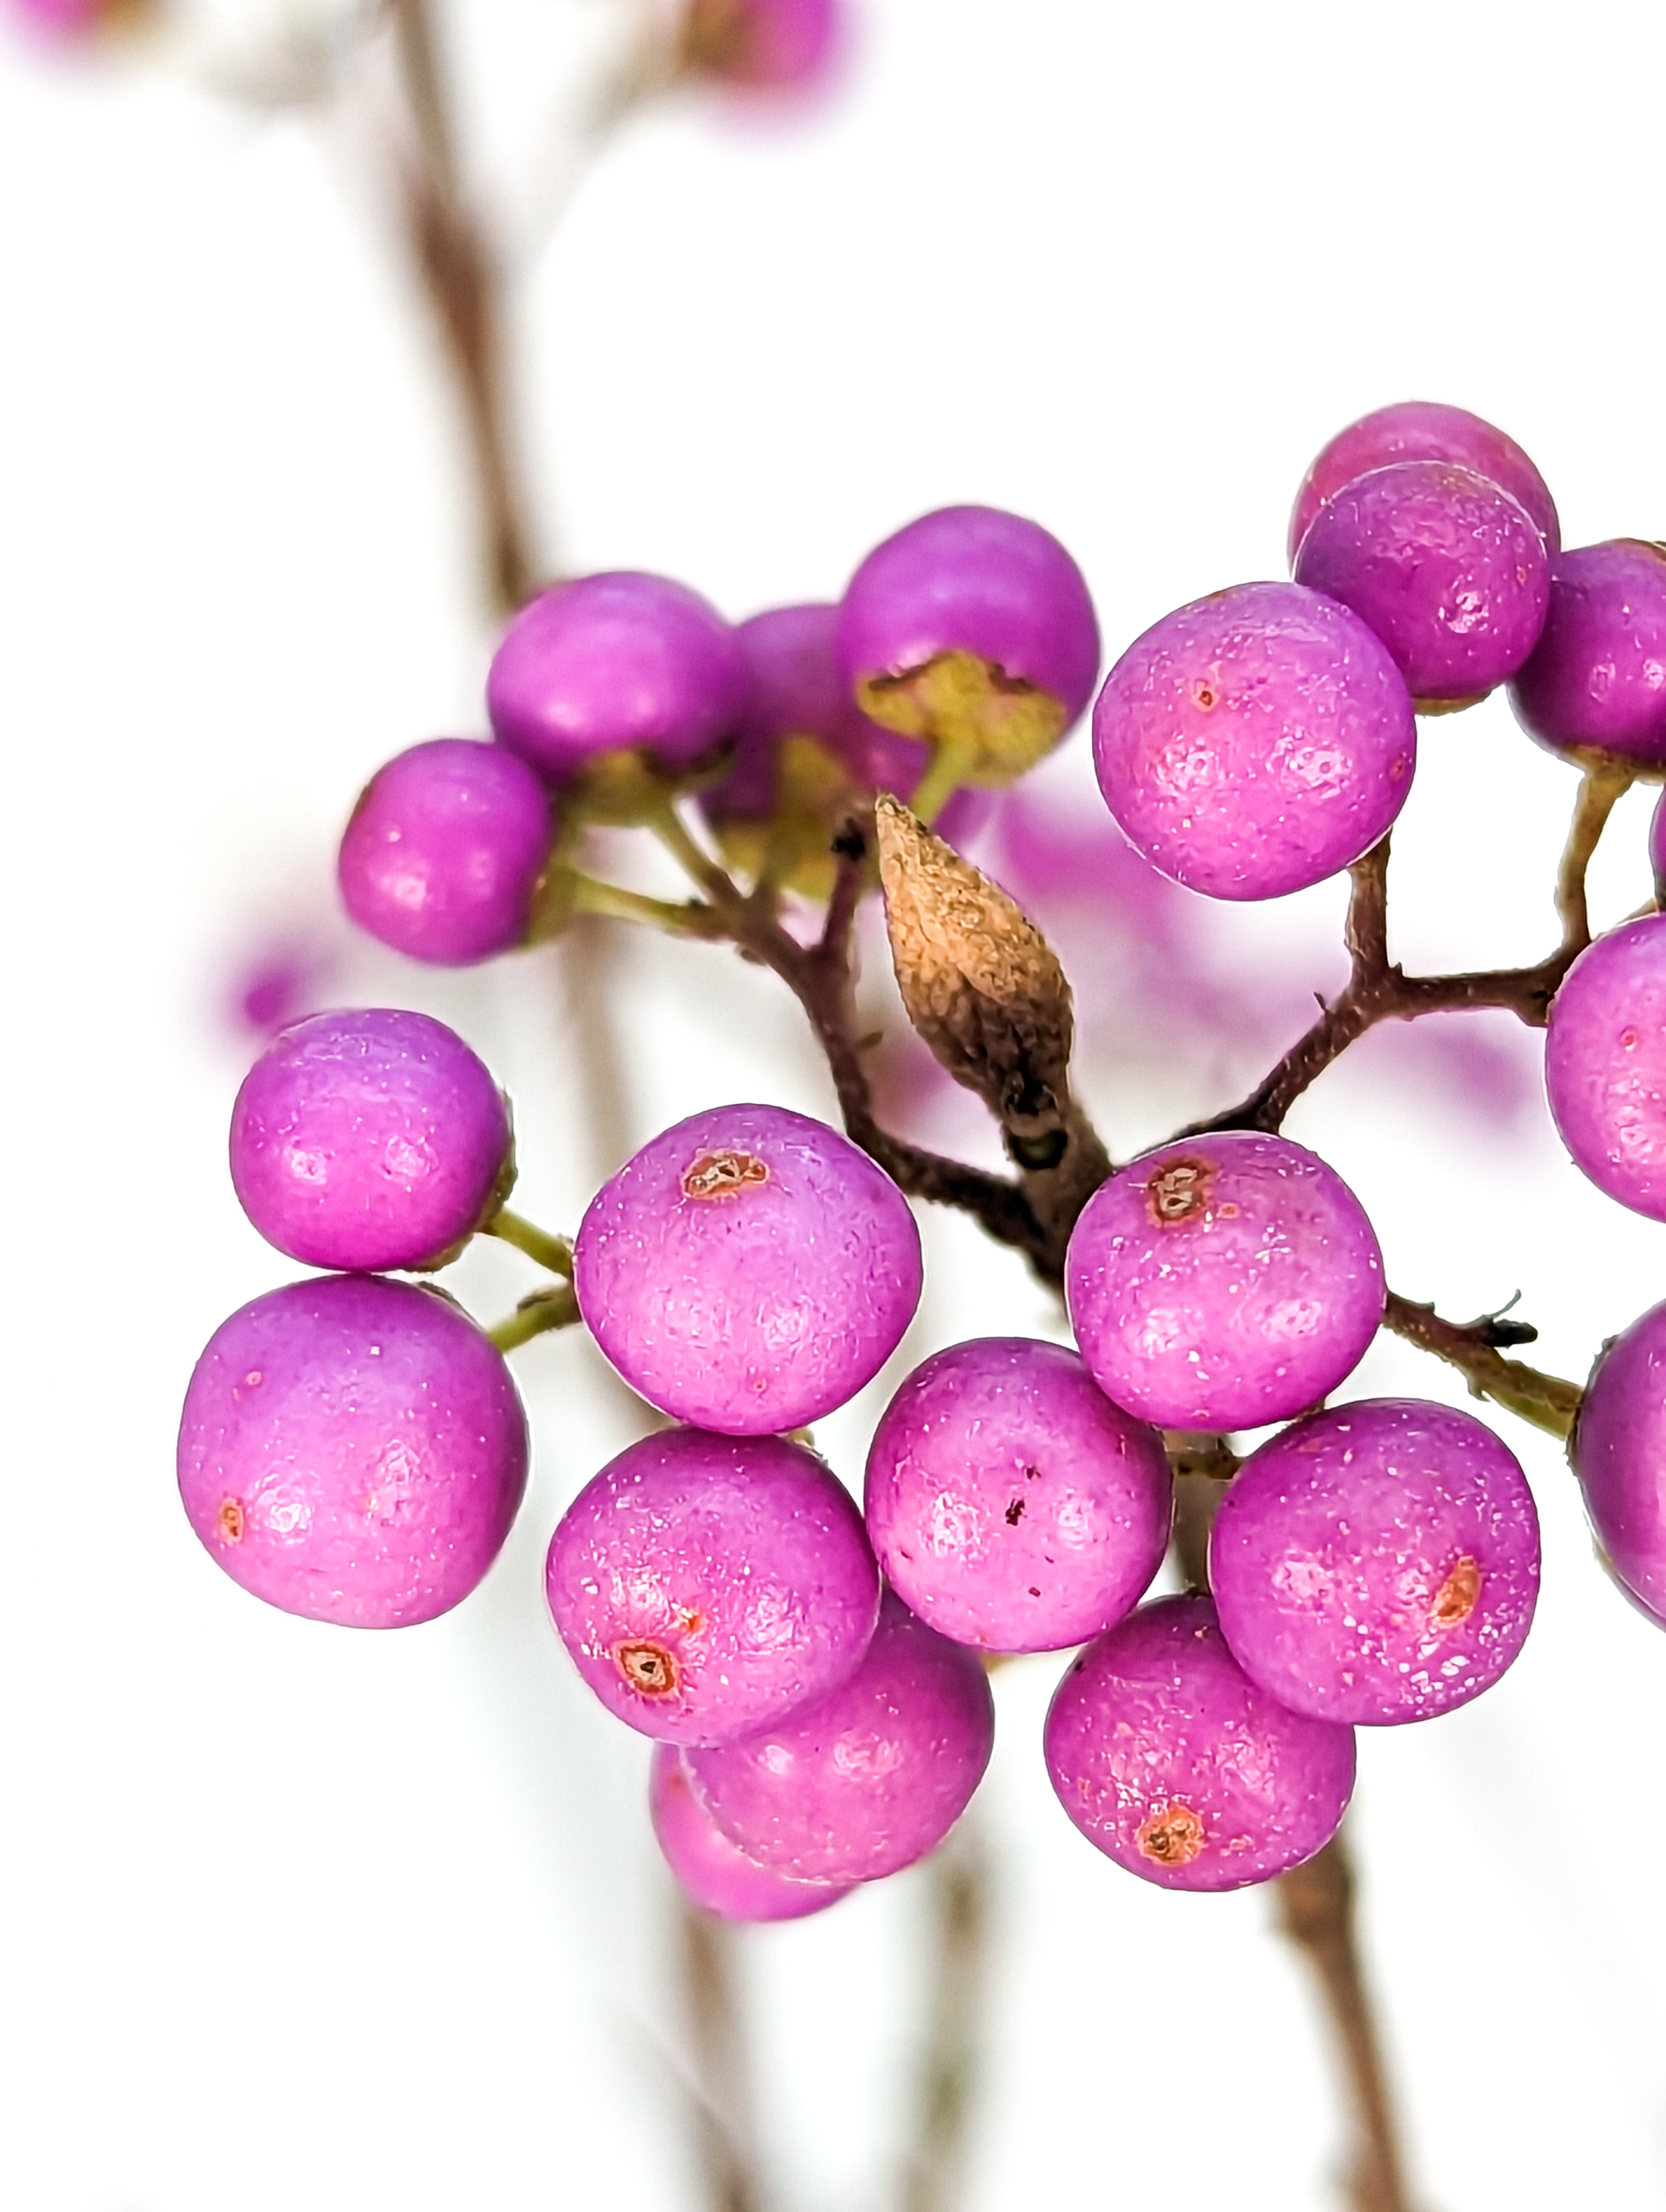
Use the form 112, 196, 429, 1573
184, 398, 1666, 1923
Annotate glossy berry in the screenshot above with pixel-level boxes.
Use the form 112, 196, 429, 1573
1573, 1298, 1666, 1625
574, 1102, 923, 1434
680, 0, 839, 91
1210, 1399, 1541, 1725
863, 1337, 1170, 1652
229, 1008, 512, 1274
338, 739, 553, 966
1545, 914, 1666, 1220
177, 1274, 528, 1628
1292, 462, 1550, 707
487, 572, 749, 785
837, 506, 1101, 783
1042, 1594, 1356, 1892
685, 1592, 994, 1883
1064, 1133, 1384, 1431
1091, 582, 1415, 900
1508, 542, 1666, 764
544, 1427, 880, 1746
1289, 400, 1559, 565
650, 1745, 851, 1921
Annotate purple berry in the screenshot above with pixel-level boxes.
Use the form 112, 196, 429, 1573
650, 1745, 852, 1920
1210, 1399, 1541, 1726
544, 1427, 880, 1746
685, 1592, 994, 1883
229, 1008, 512, 1274
574, 1103, 923, 1434
1544, 913, 1666, 1220
338, 738, 553, 967
836, 506, 1101, 783
1289, 401, 1559, 566
1508, 541, 1666, 764
1091, 582, 1416, 901
1292, 462, 1550, 708
863, 1337, 1171, 1652
1572, 1298, 1666, 1625
680, 0, 840, 91
1042, 1594, 1356, 1891
177, 1274, 529, 1628
1064, 1133, 1384, 1431
486, 573, 750, 785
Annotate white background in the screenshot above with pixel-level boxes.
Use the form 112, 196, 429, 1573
4, 2, 1666, 2207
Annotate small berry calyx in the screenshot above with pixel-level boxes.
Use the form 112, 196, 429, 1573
1147, 1158, 1209, 1223
617, 1641, 680, 1697
1136, 1804, 1206, 1869
681, 1149, 769, 1200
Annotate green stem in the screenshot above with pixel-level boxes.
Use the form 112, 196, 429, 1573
482, 1208, 573, 1276
902, 736, 973, 829
646, 802, 746, 908
569, 872, 720, 935
488, 1283, 581, 1353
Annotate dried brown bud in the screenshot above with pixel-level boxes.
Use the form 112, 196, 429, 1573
875, 793, 1075, 1150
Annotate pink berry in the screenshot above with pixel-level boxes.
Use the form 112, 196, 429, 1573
1545, 914, 1666, 1221
1292, 462, 1550, 708
650, 1745, 852, 1920
1043, 1594, 1356, 1892
486, 572, 749, 785
177, 1275, 529, 1628
1289, 400, 1559, 566
680, 0, 840, 91
544, 1427, 880, 1746
1210, 1399, 1541, 1726
685, 1592, 994, 1883
1091, 582, 1416, 901
338, 739, 553, 967
1508, 542, 1666, 765
863, 1337, 1171, 1652
1573, 1298, 1666, 1626
1064, 1133, 1384, 1431
574, 1103, 923, 1434
229, 1008, 512, 1274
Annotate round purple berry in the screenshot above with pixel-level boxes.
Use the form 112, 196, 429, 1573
338, 738, 553, 966
1508, 541, 1666, 765
229, 1008, 512, 1274
1289, 400, 1559, 566
680, 0, 840, 90
177, 1274, 529, 1628
544, 1427, 880, 1746
1292, 462, 1550, 708
1210, 1399, 1541, 1726
1064, 1133, 1385, 1431
1545, 913, 1666, 1220
574, 1103, 923, 1435
1042, 1594, 1356, 1892
837, 506, 1101, 784
863, 1337, 1171, 1652
1573, 1298, 1666, 1626
486, 572, 749, 785
685, 1592, 994, 1883
650, 1745, 852, 1921
1091, 582, 1416, 901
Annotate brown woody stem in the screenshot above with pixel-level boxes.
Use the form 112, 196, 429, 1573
1381, 1291, 1583, 1439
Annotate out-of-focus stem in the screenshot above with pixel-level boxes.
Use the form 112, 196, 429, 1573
678, 1901, 767, 2212
900, 1822, 990, 2212
386, 0, 542, 613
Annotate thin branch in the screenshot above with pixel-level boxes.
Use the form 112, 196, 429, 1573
1556, 759, 1636, 952
482, 1207, 573, 1275
488, 1281, 580, 1351
1381, 1290, 1584, 1439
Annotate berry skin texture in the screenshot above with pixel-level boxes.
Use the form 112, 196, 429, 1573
1292, 462, 1550, 708
1508, 542, 1666, 765
1091, 582, 1416, 901
338, 739, 553, 967
863, 1336, 1171, 1652
836, 506, 1101, 782
1042, 1594, 1356, 1892
1210, 1398, 1541, 1726
177, 1274, 529, 1628
1545, 914, 1666, 1220
486, 572, 749, 785
229, 1008, 512, 1274
685, 1592, 995, 1883
1288, 400, 1560, 567
650, 1746, 852, 1921
574, 1102, 923, 1435
544, 1427, 880, 1746
1063, 1133, 1385, 1431
1572, 1298, 1666, 1625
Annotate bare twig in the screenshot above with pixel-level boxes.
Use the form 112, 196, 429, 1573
900, 1823, 991, 2212
1381, 1290, 1583, 1439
